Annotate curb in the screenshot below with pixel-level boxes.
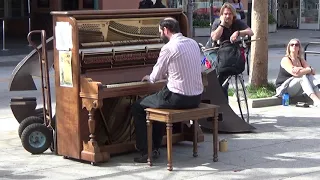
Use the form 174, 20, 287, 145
249, 95, 312, 108
249, 97, 281, 108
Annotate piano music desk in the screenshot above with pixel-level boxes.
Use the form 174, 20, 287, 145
145, 103, 219, 171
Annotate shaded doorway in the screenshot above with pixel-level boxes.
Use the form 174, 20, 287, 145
277, 0, 300, 29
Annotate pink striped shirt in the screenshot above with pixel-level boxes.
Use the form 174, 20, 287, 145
149, 33, 203, 96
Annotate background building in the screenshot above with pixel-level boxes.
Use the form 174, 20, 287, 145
0, 0, 250, 38
270, 0, 320, 30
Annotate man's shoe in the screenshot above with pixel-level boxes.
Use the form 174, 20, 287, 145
133, 154, 148, 163
134, 144, 141, 152
133, 149, 160, 163
152, 149, 160, 159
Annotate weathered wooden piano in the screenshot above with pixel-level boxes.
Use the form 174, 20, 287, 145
50, 8, 205, 165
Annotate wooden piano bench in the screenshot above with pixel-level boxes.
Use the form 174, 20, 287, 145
145, 103, 219, 171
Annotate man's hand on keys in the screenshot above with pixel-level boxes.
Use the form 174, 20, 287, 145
141, 75, 150, 82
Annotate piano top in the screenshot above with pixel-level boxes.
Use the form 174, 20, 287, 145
51, 8, 184, 17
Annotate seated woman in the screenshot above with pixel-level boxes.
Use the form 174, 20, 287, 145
275, 38, 320, 107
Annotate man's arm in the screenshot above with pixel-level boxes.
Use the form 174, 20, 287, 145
148, 46, 170, 83
238, 27, 254, 37
237, 20, 254, 37
210, 20, 223, 41
281, 57, 311, 77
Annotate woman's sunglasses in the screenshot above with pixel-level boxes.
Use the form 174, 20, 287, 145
290, 43, 300, 47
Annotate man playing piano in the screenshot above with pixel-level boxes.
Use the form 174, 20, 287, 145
131, 17, 204, 163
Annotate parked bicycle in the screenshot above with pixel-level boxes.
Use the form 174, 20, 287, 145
199, 37, 258, 123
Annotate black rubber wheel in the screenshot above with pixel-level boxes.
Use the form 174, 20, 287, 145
18, 116, 43, 138
246, 48, 250, 76
21, 123, 53, 154
51, 115, 56, 130
50, 130, 56, 152
235, 75, 250, 123
35, 108, 44, 118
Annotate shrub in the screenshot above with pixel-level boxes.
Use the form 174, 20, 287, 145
228, 82, 276, 99
268, 13, 277, 24
246, 82, 276, 99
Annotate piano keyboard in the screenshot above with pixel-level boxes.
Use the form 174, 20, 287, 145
103, 81, 150, 88
103, 80, 167, 88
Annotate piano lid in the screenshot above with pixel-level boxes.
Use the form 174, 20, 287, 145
51, 8, 189, 38
50, 8, 185, 17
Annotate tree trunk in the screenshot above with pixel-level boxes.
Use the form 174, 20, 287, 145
249, 0, 268, 87
187, 0, 193, 37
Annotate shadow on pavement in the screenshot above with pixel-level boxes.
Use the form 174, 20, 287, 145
0, 170, 45, 179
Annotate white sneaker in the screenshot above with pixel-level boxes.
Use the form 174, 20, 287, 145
311, 103, 320, 108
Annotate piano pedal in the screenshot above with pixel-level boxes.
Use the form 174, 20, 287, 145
206, 113, 223, 122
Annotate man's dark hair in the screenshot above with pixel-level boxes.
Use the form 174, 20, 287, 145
153, 0, 166, 8
139, 0, 153, 9
159, 18, 180, 33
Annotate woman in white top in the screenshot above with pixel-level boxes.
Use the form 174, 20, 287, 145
229, 0, 244, 20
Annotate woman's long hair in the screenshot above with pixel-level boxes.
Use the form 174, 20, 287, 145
285, 38, 304, 60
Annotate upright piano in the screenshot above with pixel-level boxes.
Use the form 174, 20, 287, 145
51, 8, 205, 164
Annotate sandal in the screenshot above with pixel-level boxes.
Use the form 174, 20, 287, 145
296, 102, 309, 108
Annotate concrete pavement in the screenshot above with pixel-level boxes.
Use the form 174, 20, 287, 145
1, 66, 320, 179
1, 101, 320, 179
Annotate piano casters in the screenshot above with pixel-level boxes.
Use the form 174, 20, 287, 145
81, 99, 110, 165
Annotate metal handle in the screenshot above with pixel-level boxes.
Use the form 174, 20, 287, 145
27, 30, 47, 56
27, 30, 53, 128
27, 0, 32, 46
2, 19, 8, 51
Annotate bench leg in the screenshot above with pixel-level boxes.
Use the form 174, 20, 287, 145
193, 120, 198, 157
166, 123, 173, 171
147, 119, 153, 166
213, 110, 218, 162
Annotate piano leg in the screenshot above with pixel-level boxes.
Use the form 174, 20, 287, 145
81, 99, 110, 164
88, 109, 96, 142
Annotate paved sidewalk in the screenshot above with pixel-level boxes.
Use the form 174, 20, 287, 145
1, 103, 320, 179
